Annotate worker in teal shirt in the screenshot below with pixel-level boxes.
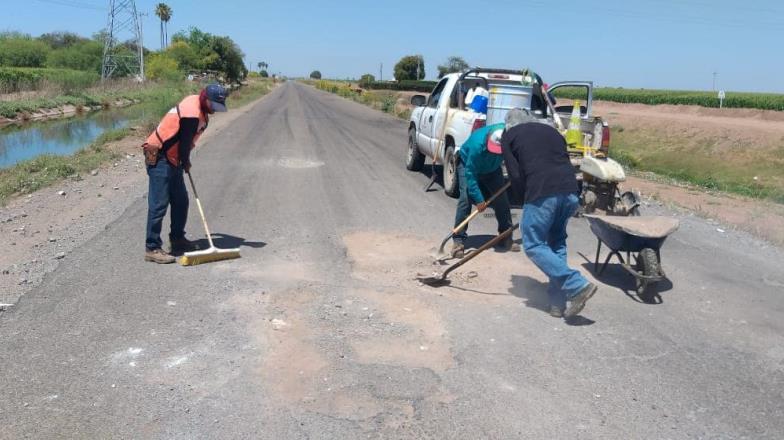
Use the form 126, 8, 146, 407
451, 122, 519, 258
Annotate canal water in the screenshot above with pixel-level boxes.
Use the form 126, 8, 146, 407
0, 104, 153, 169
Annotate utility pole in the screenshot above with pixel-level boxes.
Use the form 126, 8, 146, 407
101, 0, 144, 81
379, 62, 383, 82
712, 70, 718, 91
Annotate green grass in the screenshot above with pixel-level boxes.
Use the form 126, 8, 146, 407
310, 80, 410, 119
0, 80, 200, 119
226, 79, 275, 108
0, 67, 99, 94
612, 128, 784, 204
553, 86, 784, 111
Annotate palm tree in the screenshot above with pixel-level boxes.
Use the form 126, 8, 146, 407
154, 3, 173, 49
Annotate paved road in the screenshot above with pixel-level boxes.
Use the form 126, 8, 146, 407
2, 82, 783, 439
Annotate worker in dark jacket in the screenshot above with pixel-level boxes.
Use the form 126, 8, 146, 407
142, 84, 228, 264
451, 122, 519, 258
501, 108, 597, 318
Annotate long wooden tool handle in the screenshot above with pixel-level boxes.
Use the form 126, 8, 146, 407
186, 172, 215, 249
451, 181, 512, 234
443, 223, 519, 279
541, 85, 565, 131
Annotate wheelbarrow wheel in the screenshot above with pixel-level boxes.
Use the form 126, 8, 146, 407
636, 248, 660, 303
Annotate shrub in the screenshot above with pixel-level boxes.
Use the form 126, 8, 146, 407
145, 54, 182, 81
394, 55, 425, 81
359, 73, 375, 86
0, 37, 50, 68
0, 67, 99, 94
46, 40, 103, 72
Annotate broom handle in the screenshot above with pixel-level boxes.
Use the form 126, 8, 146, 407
540, 84, 566, 131
186, 171, 215, 249
451, 181, 511, 234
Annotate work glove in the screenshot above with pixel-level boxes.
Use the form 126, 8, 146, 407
183, 162, 192, 173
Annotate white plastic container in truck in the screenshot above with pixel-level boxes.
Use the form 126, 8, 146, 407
406, 68, 610, 198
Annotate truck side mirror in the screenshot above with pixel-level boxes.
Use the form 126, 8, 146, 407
410, 95, 427, 107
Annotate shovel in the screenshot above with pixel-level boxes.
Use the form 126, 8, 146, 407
434, 181, 511, 260
419, 223, 519, 287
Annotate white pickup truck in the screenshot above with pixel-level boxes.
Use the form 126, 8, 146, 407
406, 68, 610, 198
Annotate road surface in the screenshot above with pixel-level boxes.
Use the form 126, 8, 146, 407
2, 82, 783, 439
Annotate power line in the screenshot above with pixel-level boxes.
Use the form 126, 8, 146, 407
34, 0, 104, 11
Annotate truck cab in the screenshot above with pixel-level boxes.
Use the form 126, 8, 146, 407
406, 68, 609, 198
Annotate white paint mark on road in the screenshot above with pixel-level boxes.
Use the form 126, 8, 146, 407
271, 318, 289, 330
44, 395, 59, 401
262, 157, 324, 169
763, 277, 784, 288
111, 347, 144, 365
165, 354, 192, 369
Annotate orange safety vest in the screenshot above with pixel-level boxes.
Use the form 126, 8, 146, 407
143, 95, 209, 167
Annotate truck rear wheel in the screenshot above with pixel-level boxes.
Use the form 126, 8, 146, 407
444, 146, 459, 198
406, 128, 425, 171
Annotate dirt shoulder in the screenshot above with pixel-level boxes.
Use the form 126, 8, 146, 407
624, 174, 784, 246
0, 90, 275, 308
591, 100, 784, 246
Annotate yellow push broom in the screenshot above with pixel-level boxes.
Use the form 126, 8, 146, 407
178, 171, 241, 266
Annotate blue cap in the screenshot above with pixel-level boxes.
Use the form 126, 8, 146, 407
205, 84, 227, 112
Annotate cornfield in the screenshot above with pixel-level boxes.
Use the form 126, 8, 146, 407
552, 87, 784, 111
364, 80, 437, 93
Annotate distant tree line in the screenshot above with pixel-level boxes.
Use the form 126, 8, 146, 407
0, 26, 249, 84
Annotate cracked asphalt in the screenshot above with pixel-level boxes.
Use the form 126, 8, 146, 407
1, 82, 783, 439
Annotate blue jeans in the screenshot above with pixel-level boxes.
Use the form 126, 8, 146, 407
522, 193, 588, 309
145, 159, 188, 250
454, 162, 512, 243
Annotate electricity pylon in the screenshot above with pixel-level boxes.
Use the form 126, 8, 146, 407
101, 0, 144, 81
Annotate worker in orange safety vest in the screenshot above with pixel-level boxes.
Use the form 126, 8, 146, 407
141, 84, 227, 264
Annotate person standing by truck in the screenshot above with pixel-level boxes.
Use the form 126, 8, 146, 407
501, 109, 597, 318
451, 122, 520, 258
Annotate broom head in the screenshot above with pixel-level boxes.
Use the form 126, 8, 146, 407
178, 246, 241, 266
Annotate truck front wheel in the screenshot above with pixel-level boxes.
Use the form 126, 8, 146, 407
406, 128, 425, 171
443, 146, 459, 198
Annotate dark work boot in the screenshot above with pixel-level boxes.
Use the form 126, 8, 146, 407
565, 282, 598, 318
549, 305, 564, 318
170, 236, 199, 254
500, 235, 521, 253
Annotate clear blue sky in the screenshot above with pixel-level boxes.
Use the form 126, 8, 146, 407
3, 0, 783, 92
